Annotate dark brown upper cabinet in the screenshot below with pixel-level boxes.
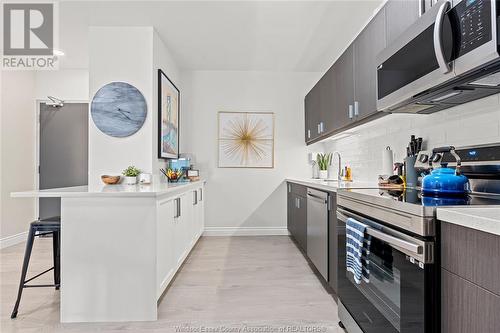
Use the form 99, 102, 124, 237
354, 7, 387, 121
305, 83, 321, 142
385, 0, 420, 46
332, 45, 355, 131
304, 6, 387, 144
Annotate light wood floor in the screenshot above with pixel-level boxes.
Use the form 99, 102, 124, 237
1, 236, 341, 332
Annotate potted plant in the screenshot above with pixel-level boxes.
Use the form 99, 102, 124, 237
316, 153, 332, 179
122, 166, 141, 185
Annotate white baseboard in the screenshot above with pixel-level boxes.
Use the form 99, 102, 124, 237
1, 231, 28, 249
203, 226, 290, 236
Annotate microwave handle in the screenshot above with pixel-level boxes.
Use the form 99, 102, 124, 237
433, 0, 452, 74
336, 210, 423, 257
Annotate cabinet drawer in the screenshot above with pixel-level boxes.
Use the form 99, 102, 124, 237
287, 182, 307, 197
441, 268, 500, 333
441, 222, 500, 296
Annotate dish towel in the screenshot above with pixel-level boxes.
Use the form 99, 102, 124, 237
346, 217, 372, 284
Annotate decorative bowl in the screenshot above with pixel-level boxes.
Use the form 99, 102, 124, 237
101, 175, 121, 185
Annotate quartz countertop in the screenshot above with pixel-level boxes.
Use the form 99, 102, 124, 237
11, 179, 206, 199
286, 178, 379, 192
437, 206, 500, 236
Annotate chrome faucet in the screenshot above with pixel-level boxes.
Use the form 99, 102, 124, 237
332, 151, 342, 182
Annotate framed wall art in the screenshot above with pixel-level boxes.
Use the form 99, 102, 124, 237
218, 111, 274, 168
158, 69, 180, 159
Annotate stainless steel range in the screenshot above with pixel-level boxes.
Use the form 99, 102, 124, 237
336, 143, 500, 333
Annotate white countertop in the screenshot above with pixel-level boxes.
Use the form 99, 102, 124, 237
286, 178, 379, 192
437, 206, 500, 236
11, 179, 206, 199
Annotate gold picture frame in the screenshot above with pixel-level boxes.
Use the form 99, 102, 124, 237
217, 111, 275, 168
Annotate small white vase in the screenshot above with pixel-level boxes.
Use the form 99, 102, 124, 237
123, 176, 137, 185
319, 170, 328, 179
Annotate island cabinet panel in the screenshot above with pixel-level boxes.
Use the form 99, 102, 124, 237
156, 184, 205, 299
157, 198, 175, 297
441, 222, 500, 295
441, 268, 500, 333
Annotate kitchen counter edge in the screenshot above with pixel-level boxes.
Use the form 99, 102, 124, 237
11, 180, 206, 199
285, 178, 378, 193
437, 207, 500, 236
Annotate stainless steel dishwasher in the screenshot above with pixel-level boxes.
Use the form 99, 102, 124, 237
306, 188, 328, 280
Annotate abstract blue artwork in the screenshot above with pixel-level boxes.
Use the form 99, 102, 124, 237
91, 82, 147, 138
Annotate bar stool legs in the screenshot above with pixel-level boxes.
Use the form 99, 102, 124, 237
11, 219, 61, 319
52, 231, 60, 290
11, 227, 36, 319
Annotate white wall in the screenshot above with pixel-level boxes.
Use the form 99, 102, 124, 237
88, 27, 181, 185
35, 70, 89, 101
0, 71, 37, 244
88, 27, 154, 184
323, 94, 500, 181
152, 31, 182, 175
182, 71, 322, 234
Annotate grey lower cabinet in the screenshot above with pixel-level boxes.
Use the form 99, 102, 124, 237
287, 183, 338, 297
440, 222, 500, 332
327, 191, 337, 296
287, 183, 307, 251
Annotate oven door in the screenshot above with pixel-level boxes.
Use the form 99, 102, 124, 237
337, 208, 438, 333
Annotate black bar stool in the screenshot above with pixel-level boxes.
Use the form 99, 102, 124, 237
11, 217, 61, 319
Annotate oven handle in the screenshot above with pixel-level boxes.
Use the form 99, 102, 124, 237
337, 210, 423, 257
433, 0, 452, 74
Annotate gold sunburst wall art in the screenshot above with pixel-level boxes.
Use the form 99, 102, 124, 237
218, 112, 275, 168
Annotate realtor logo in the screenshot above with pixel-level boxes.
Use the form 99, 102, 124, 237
2, 2, 58, 70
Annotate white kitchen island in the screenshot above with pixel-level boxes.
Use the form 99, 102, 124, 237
11, 180, 205, 323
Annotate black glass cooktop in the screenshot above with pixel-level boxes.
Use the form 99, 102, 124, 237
348, 187, 500, 207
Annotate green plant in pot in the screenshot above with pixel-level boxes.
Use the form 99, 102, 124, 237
316, 153, 332, 179
122, 166, 141, 185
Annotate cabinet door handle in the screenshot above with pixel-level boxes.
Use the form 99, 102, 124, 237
320, 122, 324, 133
177, 198, 181, 218
297, 197, 300, 209
348, 105, 354, 119
199, 188, 203, 201
354, 101, 359, 117
193, 190, 198, 205
288, 184, 291, 193
317, 123, 321, 134
307, 129, 311, 139
174, 198, 180, 218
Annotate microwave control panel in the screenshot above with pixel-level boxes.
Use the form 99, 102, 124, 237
453, 0, 492, 58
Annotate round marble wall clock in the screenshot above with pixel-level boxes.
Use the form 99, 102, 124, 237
91, 82, 147, 138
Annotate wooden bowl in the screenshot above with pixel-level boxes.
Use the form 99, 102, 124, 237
101, 175, 121, 185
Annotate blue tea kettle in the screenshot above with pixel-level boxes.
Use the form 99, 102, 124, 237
422, 146, 470, 197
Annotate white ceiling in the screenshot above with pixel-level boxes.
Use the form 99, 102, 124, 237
59, 0, 384, 72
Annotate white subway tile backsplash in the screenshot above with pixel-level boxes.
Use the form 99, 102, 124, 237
323, 95, 500, 181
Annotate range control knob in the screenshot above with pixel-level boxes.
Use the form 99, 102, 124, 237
418, 154, 429, 163
431, 153, 442, 163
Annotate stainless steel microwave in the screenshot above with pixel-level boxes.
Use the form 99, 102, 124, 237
377, 0, 500, 114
